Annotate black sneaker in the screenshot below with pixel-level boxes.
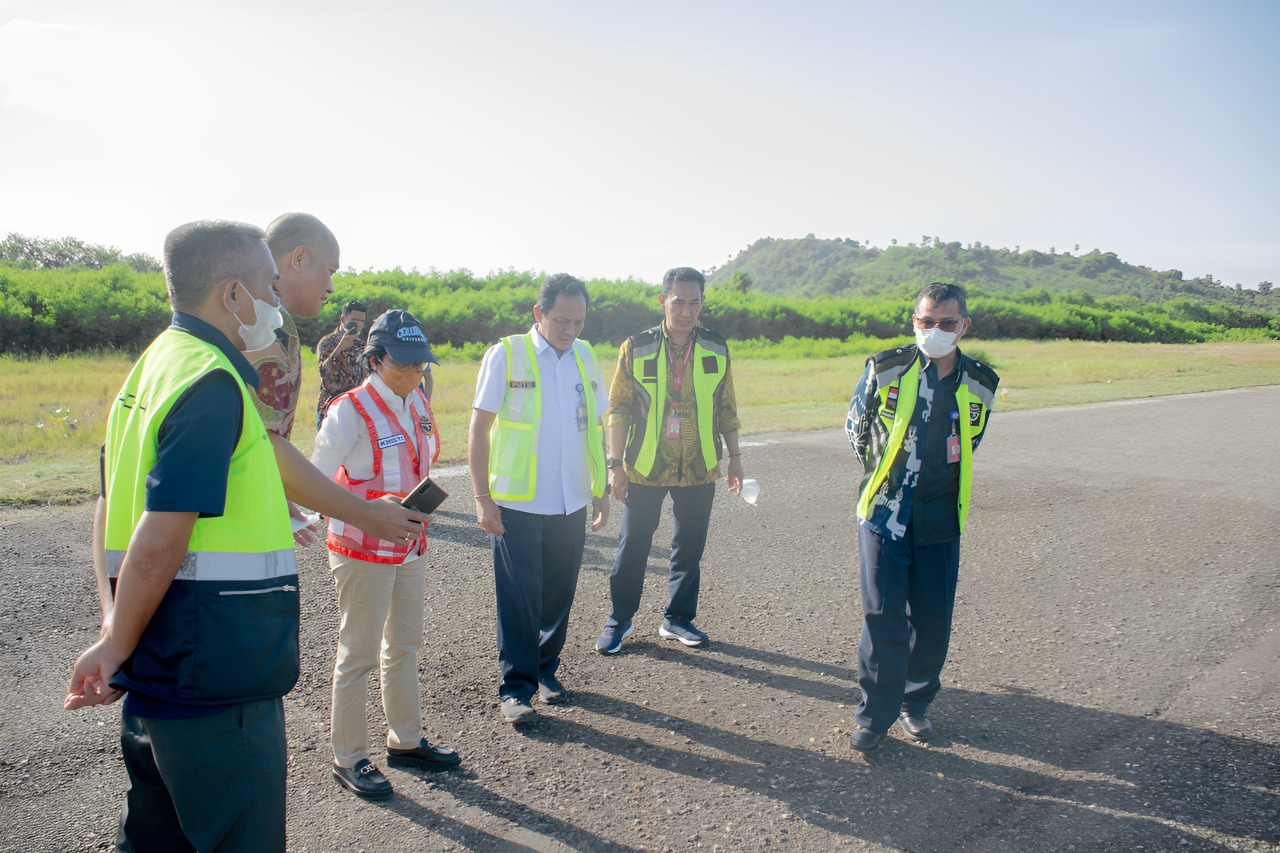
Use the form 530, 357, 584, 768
658, 617, 708, 647
332, 759, 394, 799
595, 620, 634, 655
386, 738, 461, 771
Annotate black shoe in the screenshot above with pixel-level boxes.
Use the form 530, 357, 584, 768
538, 674, 568, 704
898, 711, 934, 741
848, 725, 884, 753
332, 759, 394, 799
386, 738, 461, 772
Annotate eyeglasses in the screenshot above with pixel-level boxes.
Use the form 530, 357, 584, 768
913, 317, 963, 332
382, 357, 427, 373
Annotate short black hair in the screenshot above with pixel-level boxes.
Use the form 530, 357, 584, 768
661, 267, 705, 297
163, 220, 267, 312
915, 282, 968, 316
342, 300, 367, 316
536, 273, 590, 312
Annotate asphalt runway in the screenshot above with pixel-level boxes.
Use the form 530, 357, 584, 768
2, 385, 1276, 851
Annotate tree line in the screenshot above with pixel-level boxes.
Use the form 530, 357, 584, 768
3, 260, 1277, 358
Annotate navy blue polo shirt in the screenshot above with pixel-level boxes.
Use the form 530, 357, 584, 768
103, 312, 261, 719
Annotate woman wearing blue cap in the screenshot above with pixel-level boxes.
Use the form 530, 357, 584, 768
311, 309, 459, 798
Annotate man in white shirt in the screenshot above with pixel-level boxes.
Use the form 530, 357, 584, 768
468, 274, 609, 724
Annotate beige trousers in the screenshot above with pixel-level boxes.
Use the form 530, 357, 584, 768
329, 549, 428, 769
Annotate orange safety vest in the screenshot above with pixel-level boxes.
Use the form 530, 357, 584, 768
326, 380, 440, 564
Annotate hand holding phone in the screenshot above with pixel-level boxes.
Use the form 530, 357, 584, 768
400, 477, 448, 514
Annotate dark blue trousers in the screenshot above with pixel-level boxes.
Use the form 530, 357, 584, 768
856, 523, 960, 732
493, 505, 586, 700
117, 699, 286, 853
605, 481, 715, 628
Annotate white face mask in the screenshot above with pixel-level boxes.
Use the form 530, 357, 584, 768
915, 326, 959, 359
236, 293, 284, 351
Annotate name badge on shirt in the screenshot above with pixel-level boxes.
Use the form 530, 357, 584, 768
946, 434, 961, 463
665, 413, 681, 439
378, 434, 407, 450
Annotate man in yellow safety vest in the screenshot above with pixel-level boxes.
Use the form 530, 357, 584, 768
467, 273, 609, 724
845, 282, 999, 753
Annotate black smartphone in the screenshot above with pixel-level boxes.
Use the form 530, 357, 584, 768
400, 476, 448, 514
344, 321, 358, 334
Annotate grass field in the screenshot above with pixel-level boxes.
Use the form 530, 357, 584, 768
2, 339, 1278, 505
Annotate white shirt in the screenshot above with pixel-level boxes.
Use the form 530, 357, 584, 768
473, 326, 608, 516
312, 373, 423, 481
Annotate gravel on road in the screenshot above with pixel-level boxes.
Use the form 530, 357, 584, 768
2, 386, 1277, 852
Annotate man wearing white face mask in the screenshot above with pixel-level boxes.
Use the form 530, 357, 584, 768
843, 282, 999, 752
65, 221, 302, 851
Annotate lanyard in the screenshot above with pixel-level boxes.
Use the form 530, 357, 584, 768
666, 338, 693, 410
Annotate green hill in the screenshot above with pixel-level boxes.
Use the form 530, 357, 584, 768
3, 234, 1277, 356
707, 236, 1278, 313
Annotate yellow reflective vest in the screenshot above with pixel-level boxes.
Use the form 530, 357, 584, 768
103, 327, 298, 705
855, 347, 998, 535
488, 333, 606, 502
624, 326, 729, 478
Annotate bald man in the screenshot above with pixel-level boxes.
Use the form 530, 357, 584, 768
246, 212, 424, 545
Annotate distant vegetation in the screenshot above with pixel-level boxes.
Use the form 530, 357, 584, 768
708, 235, 1278, 310
2, 233, 1277, 357
1, 233, 161, 273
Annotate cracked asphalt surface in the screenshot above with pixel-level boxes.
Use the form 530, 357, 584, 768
2, 385, 1277, 852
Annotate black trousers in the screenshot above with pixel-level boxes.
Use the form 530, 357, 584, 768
117, 698, 286, 853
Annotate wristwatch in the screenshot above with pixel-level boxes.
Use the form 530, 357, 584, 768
606, 456, 623, 470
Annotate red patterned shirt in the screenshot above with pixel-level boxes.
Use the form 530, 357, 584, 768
249, 310, 302, 440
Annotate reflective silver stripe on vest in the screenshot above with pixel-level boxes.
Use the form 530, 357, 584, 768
873, 351, 915, 387
105, 548, 298, 581
959, 370, 996, 410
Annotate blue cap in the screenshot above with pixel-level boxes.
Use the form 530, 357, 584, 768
364, 309, 439, 365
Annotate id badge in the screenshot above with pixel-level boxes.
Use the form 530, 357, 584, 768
576, 402, 588, 432
665, 413, 681, 439
946, 434, 962, 464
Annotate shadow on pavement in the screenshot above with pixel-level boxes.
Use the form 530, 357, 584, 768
520, 688, 1277, 851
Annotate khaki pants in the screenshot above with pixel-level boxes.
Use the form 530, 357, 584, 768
329, 549, 428, 769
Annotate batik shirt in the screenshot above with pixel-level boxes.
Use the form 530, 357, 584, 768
316, 324, 365, 421
249, 310, 301, 440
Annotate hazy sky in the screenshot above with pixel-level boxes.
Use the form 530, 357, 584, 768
2, 0, 1277, 287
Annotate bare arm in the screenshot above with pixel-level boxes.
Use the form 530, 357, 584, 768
66, 510, 197, 710
420, 368, 434, 402
607, 422, 629, 501
467, 408, 504, 535
269, 432, 429, 541
722, 430, 744, 493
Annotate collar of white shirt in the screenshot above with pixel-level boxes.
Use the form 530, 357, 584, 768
368, 371, 416, 413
